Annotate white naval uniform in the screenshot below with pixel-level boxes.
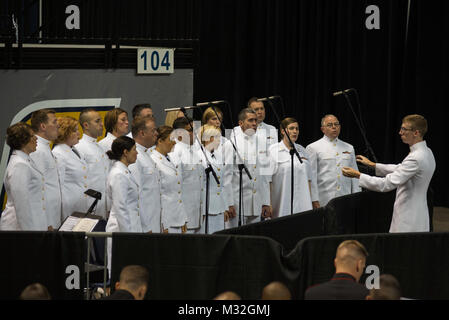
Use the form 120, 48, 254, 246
75, 134, 109, 218
52, 144, 90, 220
306, 135, 361, 207
230, 122, 278, 148
269, 141, 313, 218
128, 143, 162, 233
30, 135, 62, 228
98, 132, 118, 153
151, 149, 188, 232
170, 142, 203, 231
228, 131, 272, 227
0, 150, 47, 230
359, 141, 435, 233
198, 139, 234, 234
105, 161, 143, 233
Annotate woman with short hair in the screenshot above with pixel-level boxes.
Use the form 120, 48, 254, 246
0, 123, 48, 230
52, 117, 90, 219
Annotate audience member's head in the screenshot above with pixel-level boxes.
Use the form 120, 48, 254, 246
366, 274, 401, 300
19, 283, 51, 300
213, 291, 241, 300
115, 265, 149, 300
334, 240, 368, 282
261, 281, 292, 300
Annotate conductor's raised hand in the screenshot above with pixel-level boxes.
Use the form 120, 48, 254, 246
356, 155, 376, 168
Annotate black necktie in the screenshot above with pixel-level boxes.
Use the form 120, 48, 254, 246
72, 147, 81, 159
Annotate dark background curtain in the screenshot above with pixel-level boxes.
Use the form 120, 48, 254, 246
2, 0, 448, 206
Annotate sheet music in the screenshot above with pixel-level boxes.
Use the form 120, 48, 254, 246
59, 216, 81, 231
72, 218, 98, 232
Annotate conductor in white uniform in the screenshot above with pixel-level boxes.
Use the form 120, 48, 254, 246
29, 109, 62, 229
306, 114, 361, 208
52, 116, 89, 220
0, 123, 48, 231
75, 109, 109, 218
128, 115, 161, 233
342, 114, 436, 233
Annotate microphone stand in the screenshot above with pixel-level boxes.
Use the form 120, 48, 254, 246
263, 97, 302, 216
179, 107, 219, 234
210, 102, 252, 227
341, 91, 378, 163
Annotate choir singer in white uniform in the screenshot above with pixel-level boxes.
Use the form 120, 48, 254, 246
151, 126, 188, 234
128, 115, 161, 233
76, 109, 109, 218
198, 124, 234, 233
268, 118, 313, 218
52, 116, 89, 220
306, 114, 361, 208
30, 109, 62, 229
342, 114, 436, 233
99, 108, 129, 153
0, 123, 48, 231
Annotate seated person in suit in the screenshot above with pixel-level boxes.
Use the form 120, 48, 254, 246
103, 265, 149, 300
304, 240, 369, 300
366, 274, 401, 300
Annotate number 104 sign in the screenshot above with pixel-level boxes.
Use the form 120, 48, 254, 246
137, 48, 174, 74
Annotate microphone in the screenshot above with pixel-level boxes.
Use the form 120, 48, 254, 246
257, 96, 280, 102
164, 106, 198, 112
210, 100, 226, 104
333, 88, 354, 96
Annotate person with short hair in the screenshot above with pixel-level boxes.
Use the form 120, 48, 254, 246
103, 265, 149, 300
0, 123, 48, 231
150, 126, 188, 233
366, 274, 401, 300
342, 114, 435, 233
305, 240, 369, 300
227, 108, 272, 228
261, 281, 292, 300
128, 116, 161, 233
20, 283, 51, 300
171, 117, 204, 233
198, 124, 234, 233
213, 291, 241, 300
127, 104, 153, 139
99, 108, 129, 152
75, 109, 109, 218
29, 109, 62, 229
52, 117, 89, 220
306, 114, 361, 208
268, 117, 313, 217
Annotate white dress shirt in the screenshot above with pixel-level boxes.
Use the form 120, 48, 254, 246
269, 141, 313, 217
105, 161, 143, 233
75, 134, 109, 218
230, 121, 278, 148
52, 144, 90, 220
30, 135, 62, 228
128, 143, 162, 233
170, 141, 204, 229
306, 135, 361, 206
151, 149, 188, 229
360, 141, 435, 232
0, 150, 48, 230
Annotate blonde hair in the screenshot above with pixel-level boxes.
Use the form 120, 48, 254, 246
403, 114, 427, 137
200, 124, 221, 145
164, 110, 183, 127
54, 117, 79, 145
201, 107, 223, 125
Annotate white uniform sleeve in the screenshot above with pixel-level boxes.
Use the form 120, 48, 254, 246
360, 156, 419, 193
375, 163, 400, 177
110, 173, 132, 232
305, 145, 319, 202
9, 163, 46, 230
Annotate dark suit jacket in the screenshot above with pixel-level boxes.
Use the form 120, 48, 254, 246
304, 273, 369, 300
101, 289, 135, 300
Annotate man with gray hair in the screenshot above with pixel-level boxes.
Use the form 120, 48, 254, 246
306, 114, 361, 208
227, 108, 272, 228
305, 240, 369, 300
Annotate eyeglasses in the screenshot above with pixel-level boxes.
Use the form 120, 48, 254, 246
400, 127, 414, 132
324, 122, 340, 128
